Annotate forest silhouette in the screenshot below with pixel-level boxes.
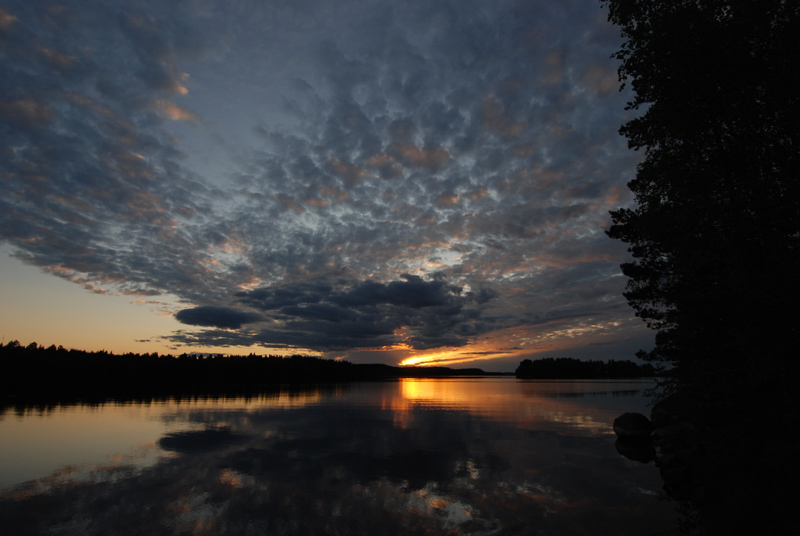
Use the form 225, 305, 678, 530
603, 0, 798, 533
0, 341, 660, 400
515, 357, 655, 379
0, 340, 497, 402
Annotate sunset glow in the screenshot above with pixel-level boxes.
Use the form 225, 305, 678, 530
0, 0, 653, 371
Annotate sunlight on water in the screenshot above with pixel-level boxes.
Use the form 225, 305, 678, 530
0, 390, 336, 490
1, 379, 673, 535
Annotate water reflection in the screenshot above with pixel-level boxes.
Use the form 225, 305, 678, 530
1, 379, 674, 535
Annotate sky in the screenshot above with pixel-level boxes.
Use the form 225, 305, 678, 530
0, 0, 652, 371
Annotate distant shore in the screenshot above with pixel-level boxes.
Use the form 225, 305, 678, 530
0, 341, 506, 402
514, 357, 656, 379
1, 341, 656, 407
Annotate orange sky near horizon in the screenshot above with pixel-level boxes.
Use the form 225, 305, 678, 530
0, 0, 655, 372
1, 249, 650, 372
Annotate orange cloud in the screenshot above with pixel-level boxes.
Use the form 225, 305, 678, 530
481, 96, 523, 138
308, 197, 329, 208
39, 47, 75, 69
153, 99, 196, 121
436, 192, 460, 207
467, 187, 491, 201
388, 143, 450, 171
580, 63, 618, 97
329, 159, 366, 184
541, 50, 565, 86
0, 98, 51, 128
367, 154, 394, 167
0, 8, 18, 29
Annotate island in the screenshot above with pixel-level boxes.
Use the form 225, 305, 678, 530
514, 357, 655, 379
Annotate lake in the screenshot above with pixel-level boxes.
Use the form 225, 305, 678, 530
0, 378, 677, 535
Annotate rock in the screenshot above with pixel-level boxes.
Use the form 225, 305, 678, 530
657, 448, 701, 500
650, 392, 692, 428
613, 412, 653, 440
652, 421, 695, 449
615, 437, 656, 463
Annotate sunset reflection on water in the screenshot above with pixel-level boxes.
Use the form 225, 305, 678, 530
399, 377, 647, 433
1, 378, 672, 536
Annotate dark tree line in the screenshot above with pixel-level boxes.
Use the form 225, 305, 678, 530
603, 1, 799, 533
0, 340, 491, 400
515, 357, 655, 379
605, 0, 799, 391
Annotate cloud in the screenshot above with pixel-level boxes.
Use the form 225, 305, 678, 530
153, 99, 197, 121
0, 388, 670, 533
0, 0, 216, 301
117, 9, 199, 95
175, 306, 262, 329
0, 0, 649, 364
158, 427, 248, 453
204, 273, 500, 351
387, 143, 451, 172
0, 98, 52, 130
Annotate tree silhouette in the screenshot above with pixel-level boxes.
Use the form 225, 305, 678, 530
604, 0, 800, 384
0, 340, 492, 401
604, 2, 799, 532
515, 357, 654, 379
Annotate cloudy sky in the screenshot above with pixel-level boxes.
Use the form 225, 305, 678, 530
0, 0, 651, 370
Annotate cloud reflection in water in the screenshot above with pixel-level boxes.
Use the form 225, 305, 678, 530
0, 379, 673, 535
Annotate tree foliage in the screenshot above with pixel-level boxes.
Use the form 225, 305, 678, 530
0, 340, 491, 401
515, 357, 655, 379
604, 0, 800, 376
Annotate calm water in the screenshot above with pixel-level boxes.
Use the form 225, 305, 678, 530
0, 378, 676, 535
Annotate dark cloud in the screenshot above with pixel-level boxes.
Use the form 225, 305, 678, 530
0, 0, 650, 364
175, 306, 262, 330
158, 426, 248, 453
188, 273, 500, 351
0, 0, 217, 300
